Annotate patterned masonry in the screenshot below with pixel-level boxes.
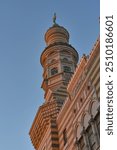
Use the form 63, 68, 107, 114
29, 19, 100, 150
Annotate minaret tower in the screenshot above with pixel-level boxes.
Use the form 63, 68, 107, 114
41, 14, 78, 103
29, 15, 78, 150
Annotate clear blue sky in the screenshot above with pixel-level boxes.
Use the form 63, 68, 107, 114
0, 0, 99, 150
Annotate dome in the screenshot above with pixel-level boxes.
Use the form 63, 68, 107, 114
45, 23, 69, 46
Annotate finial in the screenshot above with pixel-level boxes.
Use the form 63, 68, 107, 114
53, 13, 56, 24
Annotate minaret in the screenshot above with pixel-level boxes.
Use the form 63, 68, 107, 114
29, 15, 79, 150
41, 14, 78, 103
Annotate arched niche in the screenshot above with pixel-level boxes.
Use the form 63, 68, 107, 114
89, 100, 99, 117
81, 111, 90, 129
75, 121, 82, 139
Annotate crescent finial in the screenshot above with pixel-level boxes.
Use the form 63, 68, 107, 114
53, 13, 56, 24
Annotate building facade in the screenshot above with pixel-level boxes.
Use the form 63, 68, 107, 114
29, 19, 100, 150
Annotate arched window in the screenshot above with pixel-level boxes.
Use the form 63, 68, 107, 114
51, 67, 58, 75
63, 66, 71, 72
51, 59, 56, 63
63, 58, 69, 62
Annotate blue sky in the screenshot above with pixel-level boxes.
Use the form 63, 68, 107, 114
0, 0, 99, 150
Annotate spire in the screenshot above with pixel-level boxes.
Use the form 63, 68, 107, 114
53, 13, 57, 24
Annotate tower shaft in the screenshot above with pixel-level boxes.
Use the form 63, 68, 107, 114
29, 21, 78, 150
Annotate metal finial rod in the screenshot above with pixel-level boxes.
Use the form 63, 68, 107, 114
53, 13, 56, 24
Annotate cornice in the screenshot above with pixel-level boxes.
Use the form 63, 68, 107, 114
40, 42, 78, 66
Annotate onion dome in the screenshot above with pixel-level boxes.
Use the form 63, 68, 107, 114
45, 14, 69, 46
